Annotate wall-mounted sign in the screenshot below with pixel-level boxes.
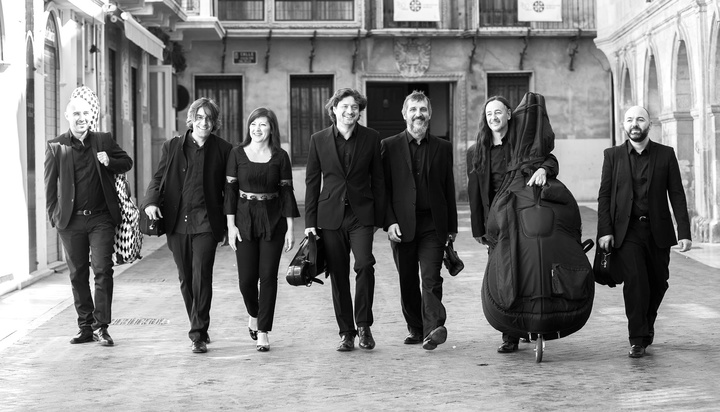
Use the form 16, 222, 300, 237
233, 51, 257, 64
518, 0, 562, 22
394, 0, 440, 22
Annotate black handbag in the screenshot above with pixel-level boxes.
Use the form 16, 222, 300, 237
443, 239, 464, 276
592, 247, 621, 288
139, 213, 165, 236
286, 233, 327, 287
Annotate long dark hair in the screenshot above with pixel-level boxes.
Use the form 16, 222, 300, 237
471, 96, 513, 174
241, 107, 282, 153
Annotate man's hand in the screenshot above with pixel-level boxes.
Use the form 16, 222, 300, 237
388, 223, 402, 243
448, 233, 457, 242
474, 236, 484, 244
527, 168, 547, 187
677, 239, 692, 252
144, 205, 162, 220
97, 151, 110, 167
598, 234, 614, 252
305, 227, 317, 238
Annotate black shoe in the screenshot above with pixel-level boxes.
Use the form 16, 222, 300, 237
628, 345, 645, 358
69, 328, 96, 344
191, 340, 208, 353
336, 333, 355, 352
404, 331, 423, 345
497, 341, 519, 353
248, 328, 258, 341
94, 328, 114, 346
358, 326, 375, 350
422, 326, 447, 350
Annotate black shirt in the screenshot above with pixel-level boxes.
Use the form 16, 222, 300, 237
70, 134, 105, 213
406, 131, 430, 212
489, 137, 509, 203
333, 124, 357, 175
627, 142, 650, 218
175, 136, 212, 234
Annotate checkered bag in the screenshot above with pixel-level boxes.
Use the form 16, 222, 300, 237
113, 174, 143, 265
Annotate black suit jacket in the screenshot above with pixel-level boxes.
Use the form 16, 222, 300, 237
597, 140, 691, 248
381, 132, 457, 242
45, 130, 133, 230
305, 124, 385, 230
143, 131, 233, 242
466, 144, 558, 238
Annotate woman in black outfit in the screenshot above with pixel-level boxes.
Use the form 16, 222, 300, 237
466, 96, 558, 354
225, 107, 300, 351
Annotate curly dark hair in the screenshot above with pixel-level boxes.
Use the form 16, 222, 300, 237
325, 88, 367, 124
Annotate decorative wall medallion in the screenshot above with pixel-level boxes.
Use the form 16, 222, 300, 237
394, 38, 431, 78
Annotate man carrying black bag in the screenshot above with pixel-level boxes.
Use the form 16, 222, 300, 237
143, 98, 232, 354
597, 105, 691, 359
381, 91, 458, 351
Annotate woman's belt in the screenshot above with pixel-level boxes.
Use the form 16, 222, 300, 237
239, 190, 279, 200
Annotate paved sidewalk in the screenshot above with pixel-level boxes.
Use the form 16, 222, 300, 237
1, 204, 719, 411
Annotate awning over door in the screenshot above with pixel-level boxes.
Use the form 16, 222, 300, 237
121, 13, 165, 60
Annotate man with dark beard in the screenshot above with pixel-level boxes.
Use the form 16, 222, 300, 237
597, 105, 692, 358
380, 90, 457, 350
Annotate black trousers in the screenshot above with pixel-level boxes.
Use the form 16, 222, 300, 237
323, 206, 376, 336
390, 212, 446, 338
58, 213, 116, 331
234, 222, 286, 332
616, 220, 670, 347
167, 232, 217, 343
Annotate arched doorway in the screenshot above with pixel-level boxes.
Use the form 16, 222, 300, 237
44, 15, 61, 263
674, 40, 695, 215
645, 54, 661, 144
27, 38, 37, 271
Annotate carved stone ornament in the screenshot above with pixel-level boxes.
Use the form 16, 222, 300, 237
394, 38, 431, 78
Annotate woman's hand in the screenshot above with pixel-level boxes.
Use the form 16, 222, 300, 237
284, 231, 295, 252
227, 224, 242, 251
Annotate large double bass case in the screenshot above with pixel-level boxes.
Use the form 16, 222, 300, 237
481, 92, 595, 362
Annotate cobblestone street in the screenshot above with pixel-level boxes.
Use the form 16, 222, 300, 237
1, 204, 719, 411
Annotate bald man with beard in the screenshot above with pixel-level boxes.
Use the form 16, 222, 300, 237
597, 105, 692, 358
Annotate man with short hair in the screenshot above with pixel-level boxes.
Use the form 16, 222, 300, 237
45, 97, 133, 346
305, 88, 386, 351
381, 91, 458, 350
144, 97, 232, 354
597, 105, 692, 358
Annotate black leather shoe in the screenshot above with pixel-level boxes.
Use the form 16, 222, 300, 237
358, 326, 375, 350
404, 331, 423, 345
248, 328, 258, 341
336, 333, 355, 352
94, 328, 114, 346
497, 341, 519, 353
422, 326, 447, 350
191, 340, 207, 353
70, 329, 96, 344
628, 345, 645, 358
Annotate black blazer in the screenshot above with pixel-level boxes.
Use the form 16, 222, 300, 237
305, 124, 385, 230
597, 140, 691, 248
466, 144, 558, 238
143, 131, 233, 242
45, 130, 133, 230
381, 132, 457, 242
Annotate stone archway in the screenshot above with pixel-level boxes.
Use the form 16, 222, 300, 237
645, 54, 662, 144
